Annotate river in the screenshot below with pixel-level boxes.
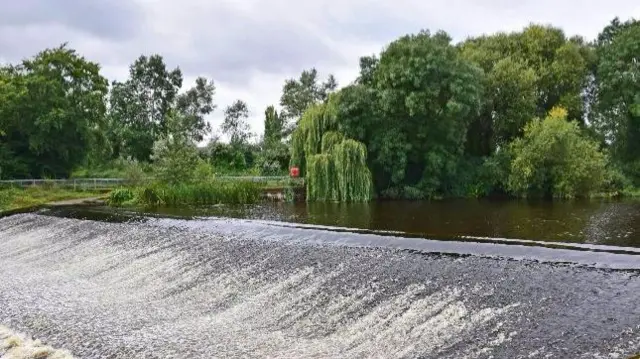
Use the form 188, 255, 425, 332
1, 200, 639, 358
111, 198, 640, 248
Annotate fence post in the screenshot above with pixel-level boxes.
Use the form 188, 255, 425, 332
94, 178, 97, 190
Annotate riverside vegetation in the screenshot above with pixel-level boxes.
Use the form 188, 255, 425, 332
2, 18, 640, 203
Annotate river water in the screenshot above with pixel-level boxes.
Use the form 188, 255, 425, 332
128, 199, 640, 248
0, 201, 640, 358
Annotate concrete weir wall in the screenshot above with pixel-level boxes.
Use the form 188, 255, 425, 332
0, 213, 639, 358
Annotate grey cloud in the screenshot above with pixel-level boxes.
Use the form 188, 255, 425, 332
173, 10, 344, 84
0, 0, 142, 40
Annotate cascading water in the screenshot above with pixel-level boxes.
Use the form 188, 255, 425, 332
0, 211, 639, 358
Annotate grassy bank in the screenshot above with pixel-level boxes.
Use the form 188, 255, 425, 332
0, 187, 102, 212
107, 181, 263, 207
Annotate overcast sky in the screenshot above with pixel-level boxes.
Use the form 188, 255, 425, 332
1, 0, 639, 142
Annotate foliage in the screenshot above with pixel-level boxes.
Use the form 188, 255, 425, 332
3, 20, 640, 201
330, 139, 372, 202
258, 105, 289, 175
507, 107, 607, 198
460, 25, 593, 156
291, 102, 372, 202
107, 187, 135, 206
222, 100, 252, 146
70, 157, 150, 182
263, 106, 284, 148
123, 181, 261, 207
279, 68, 337, 135
0, 186, 101, 211
107, 55, 214, 161
204, 137, 259, 174
336, 30, 484, 197
0, 44, 108, 178
150, 133, 201, 185
592, 17, 640, 180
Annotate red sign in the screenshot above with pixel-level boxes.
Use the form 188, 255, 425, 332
289, 167, 300, 178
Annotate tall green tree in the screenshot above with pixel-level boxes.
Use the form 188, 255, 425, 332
108, 55, 215, 161
279, 68, 337, 134
263, 105, 284, 148
335, 30, 484, 196
460, 25, 594, 156
259, 105, 288, 174
0, 44, 108, 178
108, 54, 183, 161
222, 100, 252, 146
592, 18, 640, 179
174, 77, 215, 142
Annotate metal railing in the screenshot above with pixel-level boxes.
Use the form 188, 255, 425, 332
0, 178, 128, 190
0, 176, 303, 189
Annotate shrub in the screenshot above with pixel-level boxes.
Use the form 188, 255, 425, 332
151, 136, 200, 185
123, 158, 147, 185
192, 160, 216, 184
507, 107, 607, 198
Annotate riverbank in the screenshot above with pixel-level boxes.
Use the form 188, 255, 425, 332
0, 187, 104, 214
1, 325, 74, 359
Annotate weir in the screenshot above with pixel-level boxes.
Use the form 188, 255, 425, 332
1, 211, 639, 358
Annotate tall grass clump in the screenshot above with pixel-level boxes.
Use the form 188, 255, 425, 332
128, 181, 261, 207
107, 187, 135, 206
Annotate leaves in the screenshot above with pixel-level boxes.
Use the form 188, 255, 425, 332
0, 44, 108, 178
507, 107, 607, 198
222, 100, 252, 146
279, 68, 338, 135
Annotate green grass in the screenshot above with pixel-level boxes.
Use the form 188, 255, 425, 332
108, 181, 263, 207
0, 187, 103, 212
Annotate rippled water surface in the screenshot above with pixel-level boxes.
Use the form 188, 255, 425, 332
125, 199, 640, 248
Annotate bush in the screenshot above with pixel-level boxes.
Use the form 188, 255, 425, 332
123, 158, 147, 185
192, 160, 216, 184
151, 136, 200, 185
507, 107, 607, 198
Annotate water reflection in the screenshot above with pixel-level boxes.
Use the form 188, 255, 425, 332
130, 199, 640, 248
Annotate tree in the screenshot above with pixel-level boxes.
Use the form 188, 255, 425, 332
108, 54, 183, 161
290, 102, 372, 201
279, 68, 338, 134
150, 127, 201, 185
0, 44, 108, 178
460, 25, 593, 156
338, 30, 483, 196
107, 56, 215, 161
592, 18, 640, 180
263, 105, 284, 148
222, 100, 252, 146
174, 76, 215, 142
258, 105, 289, 174
507, 107, 607, 198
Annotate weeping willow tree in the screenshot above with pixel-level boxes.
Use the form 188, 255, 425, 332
332, 139, 372, 201
291, 98, 372, 202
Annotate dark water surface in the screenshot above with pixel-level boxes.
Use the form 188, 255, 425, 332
123, 199, 640, 248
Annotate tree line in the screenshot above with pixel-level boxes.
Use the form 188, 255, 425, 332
291, 17, 640, 199
1, 17, 639, 199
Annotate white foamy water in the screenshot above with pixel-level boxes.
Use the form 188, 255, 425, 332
1, 213, 639, 358
0, 326, 74, 359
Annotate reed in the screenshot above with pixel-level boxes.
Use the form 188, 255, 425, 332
108, 181, 262, 207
